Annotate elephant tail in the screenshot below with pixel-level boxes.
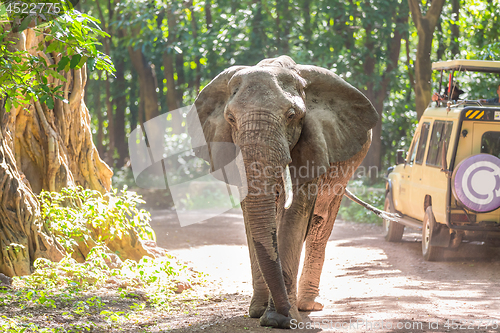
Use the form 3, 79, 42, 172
343, 188, 401, 223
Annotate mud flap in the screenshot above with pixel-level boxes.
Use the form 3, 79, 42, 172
429, 223, 451, 247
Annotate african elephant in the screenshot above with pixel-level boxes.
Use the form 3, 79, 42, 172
189, 56, 379, 328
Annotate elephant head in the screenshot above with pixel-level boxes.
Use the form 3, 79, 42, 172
188, 56, 378, 320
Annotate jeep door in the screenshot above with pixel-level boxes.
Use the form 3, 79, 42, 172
410, 120, 454, 221
397, 122, 431, 216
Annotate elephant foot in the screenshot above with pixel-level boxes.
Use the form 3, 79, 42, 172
297, 298, 324, 311
259, 303, 302, 329
259, 308, 292, 329
249, 296, 268, 318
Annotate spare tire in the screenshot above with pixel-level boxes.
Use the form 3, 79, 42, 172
452, 154, 500, 213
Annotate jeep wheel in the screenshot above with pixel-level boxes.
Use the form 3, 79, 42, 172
383, 195, 404, 242
422, 207, 444, 261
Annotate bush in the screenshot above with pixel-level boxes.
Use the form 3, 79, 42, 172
39, 186, 154, 255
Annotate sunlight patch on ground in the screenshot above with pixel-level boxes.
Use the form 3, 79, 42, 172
170, 245, 253, 295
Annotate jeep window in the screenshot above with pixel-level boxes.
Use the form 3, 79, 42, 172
408, 136, 419, 164
481, 131, 500, 158
426, 121, 453, 167
415, 122, 430, 164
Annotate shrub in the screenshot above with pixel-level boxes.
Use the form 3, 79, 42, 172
39, 186, 154, 255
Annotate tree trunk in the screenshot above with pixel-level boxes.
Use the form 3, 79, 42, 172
436, 17, 447, 60
105, 70, 115, 167
0, 28, 115, 276
129, 71, 140, 135
450, 0, 460, 58
302, 0, 312, 51
94, 78, 105, 157
408, 0, 446, 119
128, 40, 160, 123
0, 125, 66, 276
188, 0, 201, 94
204, 0, 217, 78
361, 3, 406, 182
249, 0, 265, 63
114, 57, 127, 168
163, 5, 183, 133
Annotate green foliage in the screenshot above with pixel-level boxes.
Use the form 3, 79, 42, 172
0, 9, 113, 112
0, 252, 205, 332
39, 186, 154, 253
83, 0, 500, 182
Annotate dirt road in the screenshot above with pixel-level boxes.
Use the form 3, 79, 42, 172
150, 209, 500, 332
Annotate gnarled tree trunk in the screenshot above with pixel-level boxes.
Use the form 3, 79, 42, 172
0, 127, 65, 276
0, 27, 153, 277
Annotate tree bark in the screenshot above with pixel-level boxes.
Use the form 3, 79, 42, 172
276, 0, 291, 55
96, 0, 115, 167
0, 125, 65, 276
302, 0, 312, 51
104, 70, 115, 167
163, 5, 183, 133
188, 0, 201, 94
408, 0, 446, 119
360, 2, 406, 182
436, 17, 447, 60
114, 57, 127, 168
0, 28, 115, 276
129, 70, 139, 135
450, 0, 460, 58
94, 78, 105, 157
127, 34, 160, 123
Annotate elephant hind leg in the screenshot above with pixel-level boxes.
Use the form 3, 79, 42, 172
297, 214, 329, 311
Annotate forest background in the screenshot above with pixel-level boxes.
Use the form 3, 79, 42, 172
0, 0, 500, 275
0, 1, 499, 330
80, 0, 500, 184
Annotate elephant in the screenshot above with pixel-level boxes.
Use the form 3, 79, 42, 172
188, 55, 379, 328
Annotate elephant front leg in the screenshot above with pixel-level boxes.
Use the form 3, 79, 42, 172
247, 242, 270, 318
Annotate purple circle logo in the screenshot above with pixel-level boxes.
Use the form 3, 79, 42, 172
452, 154, 500, 213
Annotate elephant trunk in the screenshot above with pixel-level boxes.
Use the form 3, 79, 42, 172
238, 121, 292, 317
243, 192, 291, 316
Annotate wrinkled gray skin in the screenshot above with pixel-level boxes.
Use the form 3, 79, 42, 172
190, 56, 378, 328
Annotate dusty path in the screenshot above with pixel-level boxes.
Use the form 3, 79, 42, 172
150, 209, 500, 332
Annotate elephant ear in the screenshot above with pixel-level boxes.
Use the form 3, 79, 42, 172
188, 66, 247, 172
290, 65, 379, 184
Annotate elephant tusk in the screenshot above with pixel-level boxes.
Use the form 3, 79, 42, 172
283, 165, 293, 209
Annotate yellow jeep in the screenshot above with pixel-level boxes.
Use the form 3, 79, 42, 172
385, 60, 500, 261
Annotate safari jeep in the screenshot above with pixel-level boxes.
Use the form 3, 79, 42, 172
385, 59, 500, 261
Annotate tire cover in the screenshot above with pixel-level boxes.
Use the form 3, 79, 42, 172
452, 154, 500, 213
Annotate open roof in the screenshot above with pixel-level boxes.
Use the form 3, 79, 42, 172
432, 59, 500, 73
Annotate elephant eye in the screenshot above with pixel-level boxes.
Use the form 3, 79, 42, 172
226, 113, 236, 124
286, 108, 296, 120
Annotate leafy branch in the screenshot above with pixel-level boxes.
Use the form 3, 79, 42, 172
0, 9, 114, 111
